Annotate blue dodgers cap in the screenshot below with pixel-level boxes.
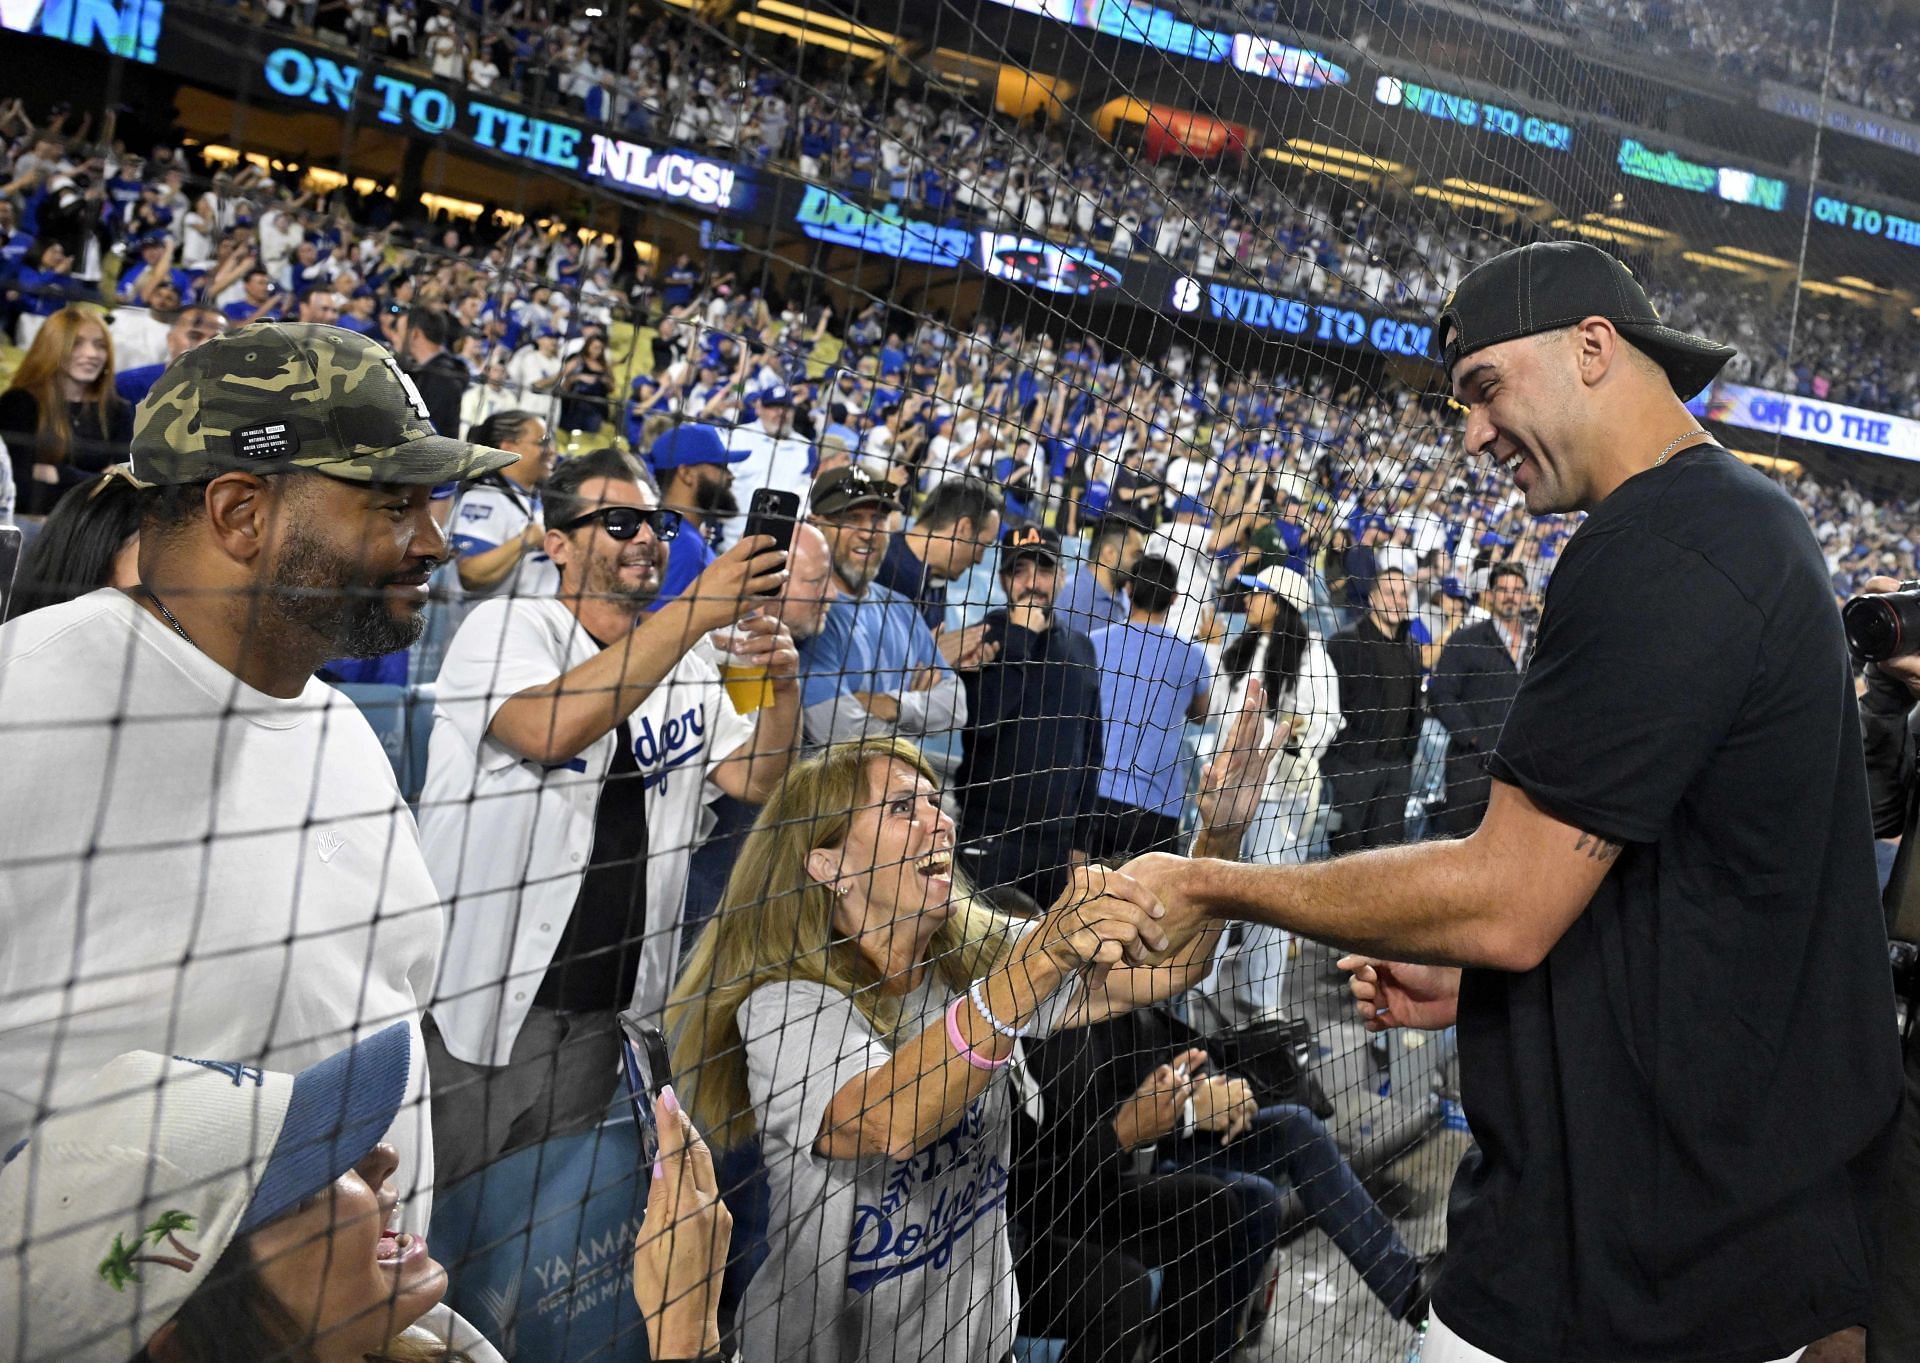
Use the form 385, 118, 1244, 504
754, 384, 792, 406
649, 422, 746, 473
240, 1021, 412, 1232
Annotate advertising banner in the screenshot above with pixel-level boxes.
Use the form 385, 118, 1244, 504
2, 0, 161, 60
430, 1118, 651, 1362
1689, 381, 1920, 463
1759, 79, 1920, 160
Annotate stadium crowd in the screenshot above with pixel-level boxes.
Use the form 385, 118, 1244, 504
117, 0, 1920, 421
0, 15, 1918, 1357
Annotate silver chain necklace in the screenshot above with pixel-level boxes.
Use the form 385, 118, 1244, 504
1652, 429, 1709, 468
141, 586, 195, 646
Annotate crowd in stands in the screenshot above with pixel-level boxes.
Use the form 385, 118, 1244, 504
173, 0, 1920, 418
1528, 0, 1920, 120
5, 37, 1920, 1353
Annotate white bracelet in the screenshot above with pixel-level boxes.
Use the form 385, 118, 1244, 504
969, 978, 1033, 1039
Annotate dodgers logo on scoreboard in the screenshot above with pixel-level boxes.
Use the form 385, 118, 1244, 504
977, 234, 1123, 296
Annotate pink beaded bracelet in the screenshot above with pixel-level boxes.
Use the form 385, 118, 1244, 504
946, 996, 1010, 1071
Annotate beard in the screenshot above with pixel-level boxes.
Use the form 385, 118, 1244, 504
693, 479, 739, 520
580, 544, 660, 609
269, 523, 430, 659
835, 551, 880, 592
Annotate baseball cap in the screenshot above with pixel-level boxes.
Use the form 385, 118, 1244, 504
754, 384, 792, 406
1435, 240, 1736, 401
1000, 522, 1061, 566
649, 422, 746, 472
129, 323, 516, 488
1238, 565, 1312, 615
0, 1023, 411, 1363
810, 465, 896, 518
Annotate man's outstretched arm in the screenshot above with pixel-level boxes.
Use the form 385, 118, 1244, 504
1124, 777, 1621, 973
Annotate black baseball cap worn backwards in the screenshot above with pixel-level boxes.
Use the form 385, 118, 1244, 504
1435, 240, 1737, 402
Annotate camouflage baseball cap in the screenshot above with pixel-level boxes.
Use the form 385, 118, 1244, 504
129, 322, 517, 487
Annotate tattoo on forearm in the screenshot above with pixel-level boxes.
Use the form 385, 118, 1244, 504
1574, 832, 1622, 864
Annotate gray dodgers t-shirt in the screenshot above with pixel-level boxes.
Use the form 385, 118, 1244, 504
738, 961, 1070, 1363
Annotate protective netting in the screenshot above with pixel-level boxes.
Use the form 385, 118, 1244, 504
1, 0, 1917, 1359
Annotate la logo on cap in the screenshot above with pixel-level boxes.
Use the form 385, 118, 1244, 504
1013, 527, 1043, 546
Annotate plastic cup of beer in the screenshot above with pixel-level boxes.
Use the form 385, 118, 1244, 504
709, 625, 777, 714
720, 658, 774, 715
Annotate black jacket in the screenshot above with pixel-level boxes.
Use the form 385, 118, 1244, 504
957, 609, 1103, 853
1323, 615, 1421, 767
407, 349, 470, 439
1428, 617, 1525, 774
1861, 662, 1920, 934
0, 388, 134, 517
1011, 1005, 1215, 1235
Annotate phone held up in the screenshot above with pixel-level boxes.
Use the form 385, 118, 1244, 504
741, 487, 800, 563
617, 1009, 675, 1165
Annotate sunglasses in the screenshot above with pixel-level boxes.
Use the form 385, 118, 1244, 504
557, 506, 682, 542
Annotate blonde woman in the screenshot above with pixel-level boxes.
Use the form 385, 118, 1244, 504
668, 720, 1268, 1363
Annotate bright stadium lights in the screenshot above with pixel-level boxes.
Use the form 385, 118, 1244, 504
755, 0, 898, 45
1584, 213, 1673, 240
1714, 245, 1797, 268
1285, 139, 1404, 173
1835, 275, 1895, 294
1440, 178, 1546, 207
1260, 148, 1383, 185
420, 192, 485, 220
1548, 218, 1642, 246
1799, 278, 1876, 303
735, 12, 888, 59
1680, 250, 1755, 274
1413, 185, 1514, 213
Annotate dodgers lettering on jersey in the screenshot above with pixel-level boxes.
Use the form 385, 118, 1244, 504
634, 703, 707, 795
846, 1097, 1008, 1293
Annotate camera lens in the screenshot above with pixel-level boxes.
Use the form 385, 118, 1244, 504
1843, 591, 1920, 663
1845, 597, 1902, 662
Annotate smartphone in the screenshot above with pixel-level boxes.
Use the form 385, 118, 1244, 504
617, 1009, 674, 1164
0, 526, 22, 621
741, 486, 800, 556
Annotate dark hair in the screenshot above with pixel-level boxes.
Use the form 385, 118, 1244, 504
1127, 554, 1179, 616
172, 304, 223, 333
139, 477, 214, 543
406, 307, 449, 349
133, 1232, 470, 1363
1487, 561, 1528, 589
467, 409, 543, 450
915, 477, 1001, 532
7, 472, 145, 618
1221, 593, 1308, 715
540, 445, 651, 529
1089, 516, 1144, 560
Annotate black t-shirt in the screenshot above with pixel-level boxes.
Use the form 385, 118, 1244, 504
533, 715, 650, 1013
1438, 447, 1901, 1361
